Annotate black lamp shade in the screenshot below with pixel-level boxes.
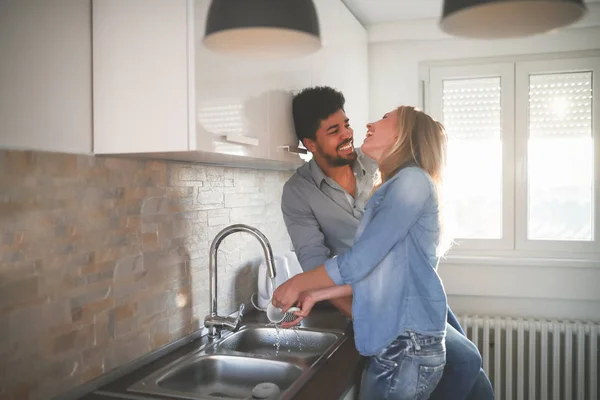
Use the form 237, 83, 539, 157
204, 0, 321, 58
440, 0, 588, 38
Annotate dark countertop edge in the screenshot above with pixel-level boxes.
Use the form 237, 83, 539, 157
54, 328, 210, 400
57, 305, 363, 400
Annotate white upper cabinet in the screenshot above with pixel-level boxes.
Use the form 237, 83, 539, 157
192, 0, 313, 164
93, 0, 191, 154
0, 0, 93, 154
92, 0, 368, 169
310, 1, 369, 146
339, 5, 369, 147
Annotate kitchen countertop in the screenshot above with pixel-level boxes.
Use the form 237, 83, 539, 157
74, 303, 365, 400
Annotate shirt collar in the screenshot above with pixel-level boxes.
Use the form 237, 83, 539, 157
309, 150, 368, 187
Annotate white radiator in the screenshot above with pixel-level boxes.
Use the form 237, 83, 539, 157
458, 315, 600, 400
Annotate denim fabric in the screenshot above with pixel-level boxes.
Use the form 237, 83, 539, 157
447, 307, 466, 336
281, 150, 377, 271
428, 323, 483, 400
325, 167, 447, 355
282, 159, 493, 397
359, 332, 446, 400
440, 309, 495, 400
467, 371, 495, 400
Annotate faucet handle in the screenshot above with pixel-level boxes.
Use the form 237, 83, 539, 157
235, 303, 245, 324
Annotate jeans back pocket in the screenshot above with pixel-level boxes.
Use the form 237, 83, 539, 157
416, 362, 445, 399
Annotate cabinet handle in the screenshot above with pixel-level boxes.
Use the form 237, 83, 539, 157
225, 135, 259, 146
279, 145, 308, 154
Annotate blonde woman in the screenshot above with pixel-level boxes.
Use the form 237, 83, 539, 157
273, 106, 477, 399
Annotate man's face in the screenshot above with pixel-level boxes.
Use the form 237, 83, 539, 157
304, 109, 357, 167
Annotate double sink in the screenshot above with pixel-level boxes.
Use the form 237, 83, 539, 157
92, 225, 351, 400
125, 319, 346, 400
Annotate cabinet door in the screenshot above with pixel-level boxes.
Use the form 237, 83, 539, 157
265, 59, 312, 164
0, 0, 92, 154
266, 87, 310, 164
194, 0, 311, 164
310, 0, 343, 91
194, 0, 268, 160
339, 5, 369, 147
93, 0, 191, 154
310, 1, 369, 148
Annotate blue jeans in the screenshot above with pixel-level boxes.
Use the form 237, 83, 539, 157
359, 332, 445, 400
429, 308, 495, 400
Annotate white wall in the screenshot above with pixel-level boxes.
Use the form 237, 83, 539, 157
369, 27, 600, 321
369, 26, 600, 117
0, 0, 93, 154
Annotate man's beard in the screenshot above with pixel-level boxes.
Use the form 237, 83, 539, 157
317, 140, 357, 167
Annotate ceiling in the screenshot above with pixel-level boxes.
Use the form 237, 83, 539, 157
341, 0, 600, 26
341, 0, 444, 24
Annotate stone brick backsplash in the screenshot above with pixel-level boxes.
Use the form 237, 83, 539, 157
0, 150, 294, 400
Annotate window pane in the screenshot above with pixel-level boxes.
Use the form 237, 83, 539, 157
442, 77, 503, 239
527, 72, 594, 241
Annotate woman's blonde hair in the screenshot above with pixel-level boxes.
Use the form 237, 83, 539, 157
374, 106, 449, 254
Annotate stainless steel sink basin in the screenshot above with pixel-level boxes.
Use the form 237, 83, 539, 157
130, 354, 303, 400
217, 326, 340, 360
126, 310, 349, 400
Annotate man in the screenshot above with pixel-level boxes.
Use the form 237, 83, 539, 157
282, 86, 376, 317
281, 86, 494, 399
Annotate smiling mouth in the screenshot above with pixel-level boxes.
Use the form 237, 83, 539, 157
338, 140, 353, 151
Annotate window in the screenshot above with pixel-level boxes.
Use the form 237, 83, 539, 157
442, 77, 503, 239
526, 72, 593, 241
426, 55, 600, 255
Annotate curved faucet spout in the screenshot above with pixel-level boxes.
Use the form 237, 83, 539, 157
206, 224, 276, 338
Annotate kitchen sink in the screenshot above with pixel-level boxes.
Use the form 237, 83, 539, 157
130, 354, 303, 400
125, 311, 349, 400
160, 355, 301, 399
217, 326, 340, 360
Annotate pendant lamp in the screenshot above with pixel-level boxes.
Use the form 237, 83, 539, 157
440, 0, 588, 38
203, 0, 321, 58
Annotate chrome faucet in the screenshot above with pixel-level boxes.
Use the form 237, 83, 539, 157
204, 224, 277, 339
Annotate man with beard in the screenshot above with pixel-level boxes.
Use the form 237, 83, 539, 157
281, 86, 377, 316
280, 86, 494, 399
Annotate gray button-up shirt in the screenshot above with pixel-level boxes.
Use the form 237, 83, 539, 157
281, 151, 378, 271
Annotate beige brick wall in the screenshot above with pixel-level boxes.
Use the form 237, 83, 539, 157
0, 150, 294, 400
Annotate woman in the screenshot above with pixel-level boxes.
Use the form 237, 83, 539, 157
272, 106, 479, 399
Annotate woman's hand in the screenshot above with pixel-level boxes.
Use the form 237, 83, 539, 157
271, 275, 302, 311
279, 284, 354, 329
271, 265, 338, 312
280, 290, 318, 329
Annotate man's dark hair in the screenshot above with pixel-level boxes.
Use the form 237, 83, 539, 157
292, 86, 345, 143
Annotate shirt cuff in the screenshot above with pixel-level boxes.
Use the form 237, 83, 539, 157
324, 257, 344, 286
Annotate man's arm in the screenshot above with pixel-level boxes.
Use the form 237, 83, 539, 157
281, 181, 330, 271
281, 181, 353, 317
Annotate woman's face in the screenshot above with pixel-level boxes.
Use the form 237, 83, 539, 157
361, 110, 399, 162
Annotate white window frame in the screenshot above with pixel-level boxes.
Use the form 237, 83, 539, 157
422, 52, 600, 259
428, 63, 516, 251
515, 56, 600, 253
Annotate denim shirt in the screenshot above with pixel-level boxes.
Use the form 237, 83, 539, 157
325, 166, 447, 356
281, 151, 377, 270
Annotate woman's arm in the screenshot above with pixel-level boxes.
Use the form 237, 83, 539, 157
272, 265, 336, 310
280, 285, 353, 328
304, 284, 353, 304
273, 169, 434, 311
324, 168, 434, 286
